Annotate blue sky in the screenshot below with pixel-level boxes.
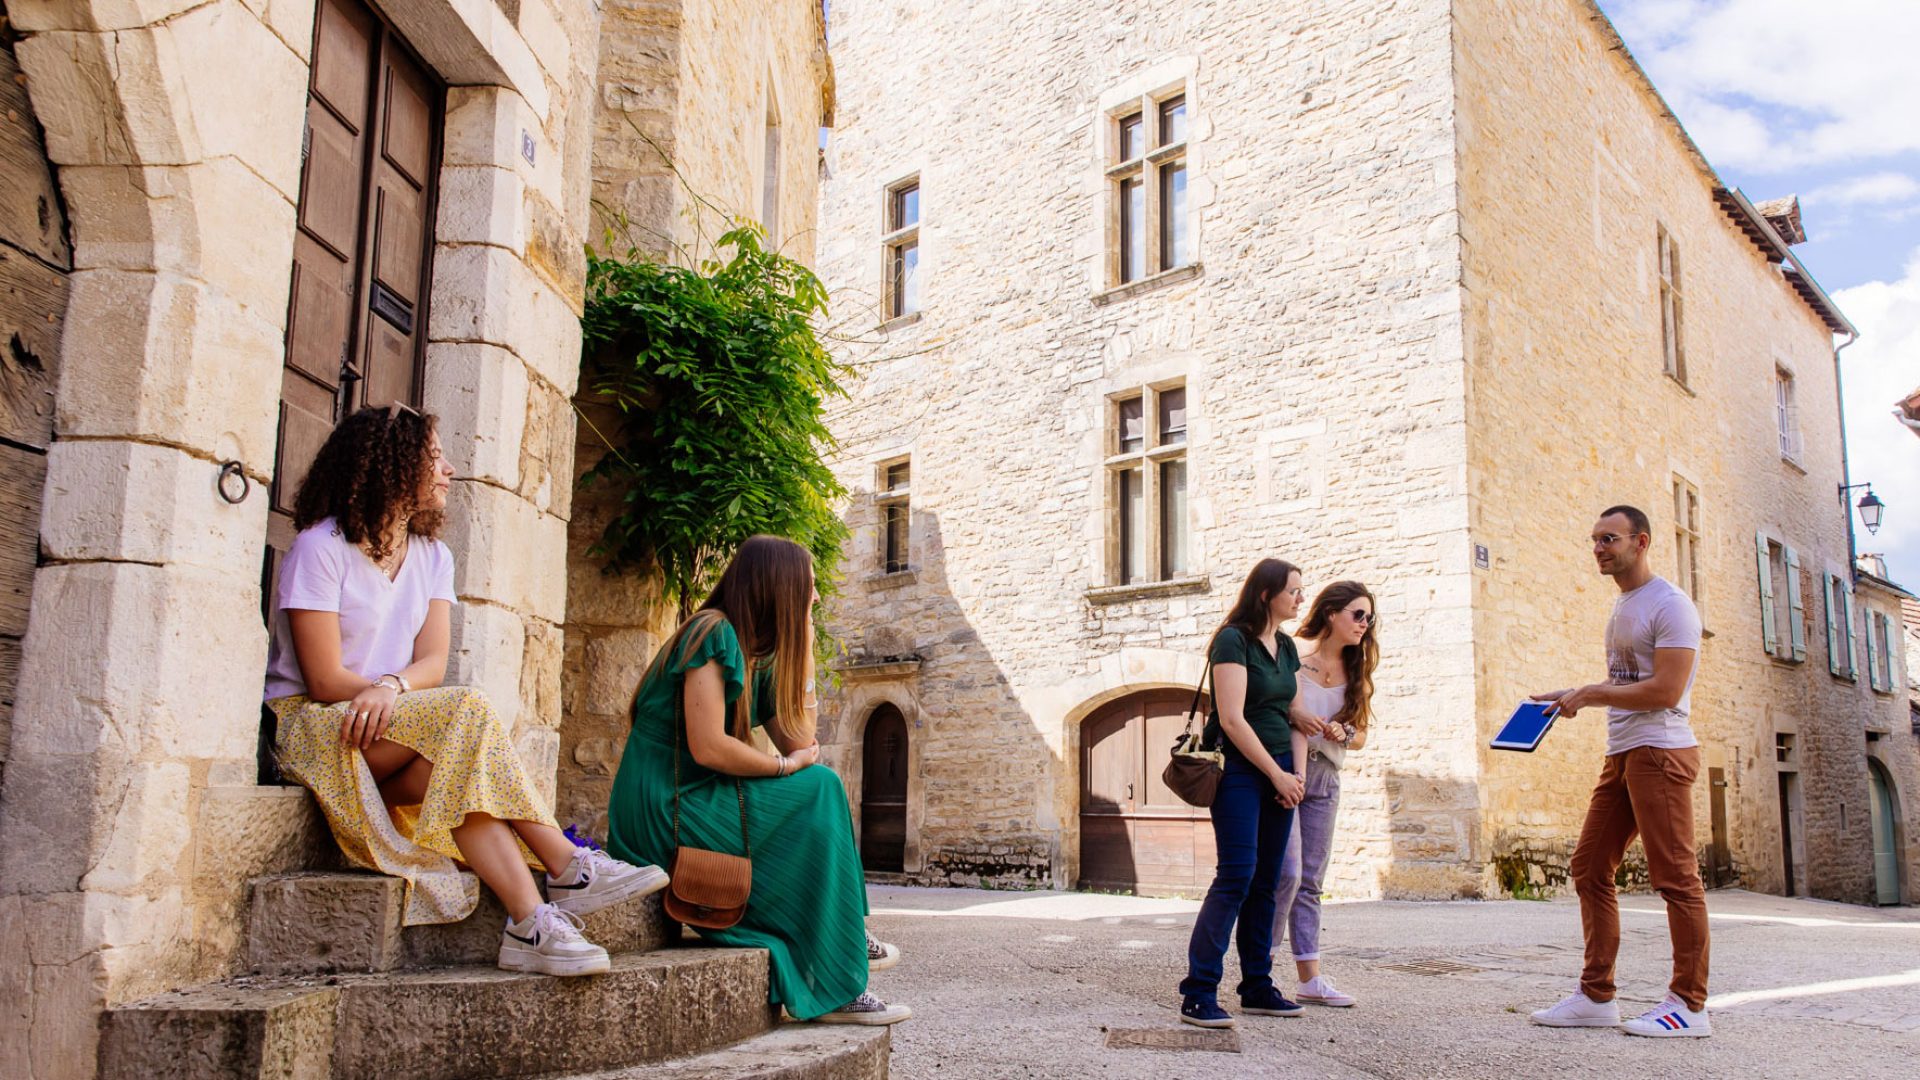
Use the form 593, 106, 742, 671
1595, 0, 1920, 585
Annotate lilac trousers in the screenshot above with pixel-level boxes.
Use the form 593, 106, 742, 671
1271, 754, 1341, 962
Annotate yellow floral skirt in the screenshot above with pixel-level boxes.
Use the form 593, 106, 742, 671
268, 686, 558, 926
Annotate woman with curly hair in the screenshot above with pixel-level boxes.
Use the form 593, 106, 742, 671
1270, 580, 1378, 1008
265, 405, 666, 976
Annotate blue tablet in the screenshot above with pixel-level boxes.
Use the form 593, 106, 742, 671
1491, 701, 1559, 752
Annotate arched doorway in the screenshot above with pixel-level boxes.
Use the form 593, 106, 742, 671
861, 704, 909, 873
1079, 689, 1213, 895
1868, 758, 1904, 905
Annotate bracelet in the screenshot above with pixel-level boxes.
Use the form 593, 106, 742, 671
374, 675, 404, 693
775, 753, 789, 778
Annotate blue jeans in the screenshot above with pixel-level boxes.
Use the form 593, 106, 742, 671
1180, 755, 1295, 1001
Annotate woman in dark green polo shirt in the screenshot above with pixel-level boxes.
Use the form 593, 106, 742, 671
1179, 557, 1317, 1028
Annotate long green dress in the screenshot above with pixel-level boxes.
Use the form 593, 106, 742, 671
606, 617, 869, 1019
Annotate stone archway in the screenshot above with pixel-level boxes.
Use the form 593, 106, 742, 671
1867, 757, 1906, 906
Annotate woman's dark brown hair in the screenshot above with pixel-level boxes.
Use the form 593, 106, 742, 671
1296, 580, 1379, 735
1214, 558, 1303, 646
291, 405, 443, 561
639, 535, 816, 746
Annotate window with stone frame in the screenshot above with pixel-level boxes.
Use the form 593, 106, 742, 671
1108, 90, 1191, 287
1673, 476, 1702, 607
1658, 224, 1687, 385
1868, 609, 1897, 693
1824, 570, 1858, 679
1755, 533, 1805, 662
1775, 365, 1802, 463
877, 458, 911, 574
883, 178, 920, 319
1107, 383, 1189, 585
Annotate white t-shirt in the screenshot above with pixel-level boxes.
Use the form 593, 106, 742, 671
263, 518, 457, 700
1603, 575, 1702, 755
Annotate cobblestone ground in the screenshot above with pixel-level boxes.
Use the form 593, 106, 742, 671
861, 885, 1920, 1079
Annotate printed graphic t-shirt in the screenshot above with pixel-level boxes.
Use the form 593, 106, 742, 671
1603, 575, 1702, 755
263, 518, 457, 700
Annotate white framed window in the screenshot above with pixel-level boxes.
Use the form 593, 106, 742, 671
1824, 571, 1859, 679
883, 178, 920, 319
1107, 383, 1189, 584
1755, 533, 1805, 662
1775, 366, 1802, 463
1673, 477, 1702, 606
1108, 89, 1191, 286
876, 458, 911, 574
1658, 224, 1687, 385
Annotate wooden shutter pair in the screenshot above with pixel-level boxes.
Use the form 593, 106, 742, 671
1754, 533, 1806, 662
1821, 571, 1859, 680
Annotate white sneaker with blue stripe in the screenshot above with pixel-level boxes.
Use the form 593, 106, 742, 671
1622, 993, 1711, 1038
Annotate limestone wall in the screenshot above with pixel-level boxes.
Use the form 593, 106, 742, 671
0, 2, 602, 1075
816, 0, 1476, 895
562, 0, 831, 836
1454, 0, 1904, 903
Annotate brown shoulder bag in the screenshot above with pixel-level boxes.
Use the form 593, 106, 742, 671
664, 689, 752, 930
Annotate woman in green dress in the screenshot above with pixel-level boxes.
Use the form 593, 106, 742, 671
606, 535, 911, 1024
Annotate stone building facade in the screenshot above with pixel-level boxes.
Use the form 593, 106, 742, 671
814, 0, 1918, 907
0, 0, 828, 1076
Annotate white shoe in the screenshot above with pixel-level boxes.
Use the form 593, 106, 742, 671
1622, 994, 1712, 1038
1297, 975, 1355, 1008
547, 846, 669, 917
812, 991, 913, 1026
1530, 991, 1621, 1028
498, 904, 611, 977
866, 929, 901, 971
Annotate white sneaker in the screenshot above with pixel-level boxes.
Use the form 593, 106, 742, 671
812, 991, 912, 1026
1622, 994, 1712, 1038
498, 904, 611, 977
1529, 991, 1621, 1028
546, 847, 669, 917
1297, 975, 1356, 1008
866, 929, 901, 971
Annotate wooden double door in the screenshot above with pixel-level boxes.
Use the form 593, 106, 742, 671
269, 0, 442, 560
1079, 690, 1214, 895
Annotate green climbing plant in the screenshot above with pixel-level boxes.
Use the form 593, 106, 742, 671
579, 222, 849, 616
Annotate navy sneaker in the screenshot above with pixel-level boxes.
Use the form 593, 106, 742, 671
1180, 996, 1236, 1028
1241, 986, 1305, 1017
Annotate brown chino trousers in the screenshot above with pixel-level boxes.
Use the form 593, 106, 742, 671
1570, 745, 1710, 1012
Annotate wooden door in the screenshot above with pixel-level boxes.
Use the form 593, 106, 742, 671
860, 705, 908, 873
271, 0, 442, 562
1707, 767, 1731, 887
1079, 690, 1213, 895
1869, 761, 1902, 905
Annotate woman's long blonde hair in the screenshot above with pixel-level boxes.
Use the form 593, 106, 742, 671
637, 535, 817, 745
1296, 580, 1379, 735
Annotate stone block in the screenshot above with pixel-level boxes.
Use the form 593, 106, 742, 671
238, 0, 319, 64
7, 1, 205, 33
59, 159, 298, 319
15, 29, 179, 166
517, 379, 574, 515
0, 754, 118, 896
248, 873, 403, 975
434, 165, 528, 256
443, 480, 570, 623
514, 725, 559, 805
424, 341, 529, 491
446, 601, 526, 732
98, 982, 339, 1080
515, 0, 573, 87
38, 440, 269, 572
79, 761, 193, 895
426, 244, 584, 395
54, 269, 284, 464
0, 900, 28, 1078
630, 1025, 891, 1080
442, 84, 563, 206
519, 617, 564, 728
584, 627, 655, 715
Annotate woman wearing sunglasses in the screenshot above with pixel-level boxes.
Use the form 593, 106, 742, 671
1271, 581, 1378, 1007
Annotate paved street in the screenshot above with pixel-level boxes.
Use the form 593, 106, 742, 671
862, 885, 1920, 1079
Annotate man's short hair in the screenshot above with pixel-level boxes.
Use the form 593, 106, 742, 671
1600, 504, 1651, 536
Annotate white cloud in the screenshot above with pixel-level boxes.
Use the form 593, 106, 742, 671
1807, 173, 1920, 208
1834, 249, 1920, 585
1602, 0, 1920, 173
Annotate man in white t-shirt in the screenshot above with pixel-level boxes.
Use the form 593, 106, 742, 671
1527, 505, 1711, 1038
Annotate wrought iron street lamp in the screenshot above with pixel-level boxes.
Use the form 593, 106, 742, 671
1840, 482, 1885, 536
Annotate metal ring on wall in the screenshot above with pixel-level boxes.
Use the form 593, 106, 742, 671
217, 461, 250, 505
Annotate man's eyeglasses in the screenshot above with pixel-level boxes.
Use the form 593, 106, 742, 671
1590, 532, 1644, 548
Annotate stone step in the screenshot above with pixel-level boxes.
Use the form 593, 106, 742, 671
100, 947, 776, 1080
248, 870, 674, 975
557, 1025, 891, 1080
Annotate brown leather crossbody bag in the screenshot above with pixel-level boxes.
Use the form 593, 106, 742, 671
664, 690, 752, 929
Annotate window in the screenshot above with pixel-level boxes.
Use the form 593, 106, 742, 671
1108, 384, 1189, 584
1774, 367, 1801, 462
1868, 610, 1897, 692
1755, 534, 1805, 662
1108, 88, 1192, 286
1658, 225, 1686, 384
761, 93, 782, 243
1775, 732, 1796, 763
883, 179, 920, 319
877, 460, 910, 574
1825, 571, 1858, 679
1673, 477, 1701, 605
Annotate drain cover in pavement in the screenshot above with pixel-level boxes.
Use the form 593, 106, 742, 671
1376, 959, 1485, 976
1104, 1027, 1242, 1053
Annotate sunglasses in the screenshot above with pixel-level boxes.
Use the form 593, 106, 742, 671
1344, 608, 1375, 626
382, 401, 421, 422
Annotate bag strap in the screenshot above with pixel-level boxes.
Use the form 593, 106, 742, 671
671, 659, 751, 859
1181, 630, 1219, 739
